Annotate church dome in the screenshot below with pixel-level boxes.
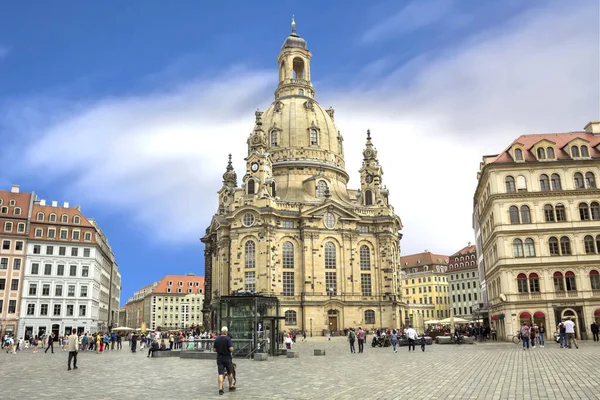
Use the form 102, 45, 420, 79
261, 96, 345, 173
282, 33, 307, 50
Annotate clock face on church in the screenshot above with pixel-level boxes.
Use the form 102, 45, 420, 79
251, 162, 259, 172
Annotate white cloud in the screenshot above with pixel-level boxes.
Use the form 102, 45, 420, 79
362, 0, 456, 43
2, 1, 598, 256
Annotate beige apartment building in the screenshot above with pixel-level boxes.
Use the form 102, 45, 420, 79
202, 19, 404, 334
0, 186, 33, 337
474, 121, 600, 340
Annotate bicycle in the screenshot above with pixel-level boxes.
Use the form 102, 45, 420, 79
508, 332, 521, 344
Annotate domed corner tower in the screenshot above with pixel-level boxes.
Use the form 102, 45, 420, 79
202, 17, 404, 336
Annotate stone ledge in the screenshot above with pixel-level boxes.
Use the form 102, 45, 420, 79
152, 350, 180, 358
313, 349, 326, 356
180, 352, 217, 360
287, 350, 299, 358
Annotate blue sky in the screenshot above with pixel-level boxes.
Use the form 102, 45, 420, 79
1, 1, 598, 303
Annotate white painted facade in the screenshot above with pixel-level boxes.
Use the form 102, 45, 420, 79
18, 240, 101, 338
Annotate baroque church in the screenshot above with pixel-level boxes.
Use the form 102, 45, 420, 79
202, 19, 404, 334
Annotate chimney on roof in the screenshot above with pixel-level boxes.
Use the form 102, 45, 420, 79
10, 185, 20, 194
468, 242, 472, 247
75, 205, 80, 211
63, 202, 69, 208
51, 201, 58, 207
584, 121, 600, 135
40, 199, 46, 206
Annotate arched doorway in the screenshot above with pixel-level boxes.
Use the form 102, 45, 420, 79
533, 311, 546, 330
519, 311, 532, 326
595, 308, 600, 324
327, 309, 338, 333
561, 308, 581, 338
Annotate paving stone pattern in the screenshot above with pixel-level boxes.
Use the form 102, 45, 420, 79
1, 339, 599, 399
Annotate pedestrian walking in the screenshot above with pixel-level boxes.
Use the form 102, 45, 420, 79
347, 328, 356, 353
67, 331, 79, 370
538, 324, 545, 347
357, 327, 365, 353
390, 330, 398, 353
131, 333, 138, 353
530, 325, 536, 348
558, 323, 566, 348
590, 321, 599, 342
420, 334, 426, 352
45, 333, 55, 353
213, 326, 236, 395
563, 318, 579, 349
117, 333, 122, 350
405, 325, 417, 352
520, 323, 530, 350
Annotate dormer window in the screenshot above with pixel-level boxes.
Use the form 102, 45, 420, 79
36, 212, 44, 221
571, 145, 580, 158
581, 145, 589, 157
310, 128, 318, 145
514, 149, 523, 161
537, 148, 546, 160
270, 130, 278, 147
546, 147, 555, 159
316, 180, 328, 198
9, 200, 15, 206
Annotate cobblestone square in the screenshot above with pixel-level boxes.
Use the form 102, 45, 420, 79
1, 338, 599, 399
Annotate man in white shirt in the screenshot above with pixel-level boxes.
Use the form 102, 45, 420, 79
563, 318, 579, 349
405, 325, 418, 352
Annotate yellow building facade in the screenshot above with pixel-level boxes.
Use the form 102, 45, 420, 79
202, 20, 404, 334
474, 121, 600, 341
400, 251, 451, 326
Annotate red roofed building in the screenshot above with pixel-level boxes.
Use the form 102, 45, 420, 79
473, 121, 600, 341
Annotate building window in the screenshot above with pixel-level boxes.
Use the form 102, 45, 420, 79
547, 147, 555, 159
69, 265, 77, 276
59, 247, 66, 256
242, 213, 255, 227
84, 232, 92, 241
57, 265, 64, 276
35, 228, 43, 237
571, 145, 580, 158
551, 174, 562, 190
324, 242, 336, 269
282, 241, 294, 269
60, 230, 68, 239
579, 202, 590, 221
4, 222, 12, 232
0, 258, 7, 269
505, 176, 516, 193
565, 271, 576, 291
555, 204, 566, 221
520, 205, 531, 224
325, 271, 337, 295
247, 179, 256, 195
29, 283, 37, 295
54, 304, 61, 316
14, 208, 21, 215
74, 216, 80, 224
310, 128, 318, 145
13, 259, 21, 270
79, 305, 86, 317
517, 176, 527, 192
323, 212, 335, 229
244, 271, 255, 292
553, 272, 565, 291
364, 190, 373, 206
46, 246, 54, 255
282, 220, 294, 228
244, 240, 256, 269
364, 309, 375, 325
360, 245, 371, 270
537, 148, 546, 160
574, 173, 585, 189
2, 240, 9, 250
10, 279, 18, 291
513, 239, 524, 258
66, 305, 74, 316
48, 229, 55, 239
584, 235, 596, 254
61, 215, 68, 223
509, 206, 520, 224
361, 274, 372, 296
528, 273, 540, 292
17, 223, 25, 233
71, 248, 78, 257
271, 130, 278, 147
80, 286, 88, 297
316, 180, 328, 198
284, 310, 297, 325
55, 284, 62, 296
548, 237, 560, 256
73, 231, 80, 240
36, 212, 44, 221
31, 263, 39, 274
8, 300, 16, 313
282, 272, 294, 296
524, 238, 536, 257
49, 213, 56, 222
539, 174, 550, 191
83, 248, 90, 257
27, 304, 35, 315
40, 304, 48, 316
560, 237, 572, 255
544, 204, 555, 222
514, 148, 523, 160
68, 285, 75, 297
44, 264, 52, 275
586, 172, 597, 188
359, 225, 369, 233
589, 270, 600, 290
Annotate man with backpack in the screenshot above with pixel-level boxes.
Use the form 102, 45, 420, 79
520, 322, 530, 350
347, 328, 356, 353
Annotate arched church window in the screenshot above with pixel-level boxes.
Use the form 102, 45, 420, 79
298, 89, 304, 96
316, 180, 328, 198
310, 128, 318, 145
247, 179, 256, 195
271, 130, 278, 147
271, 181, 276, 197
364, 190, 373, 206
324, 242, 336, 269
360, 245, 370, 270
244, 241, 256, 269
282, 241, 294, 269
292, 57, 304, 79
